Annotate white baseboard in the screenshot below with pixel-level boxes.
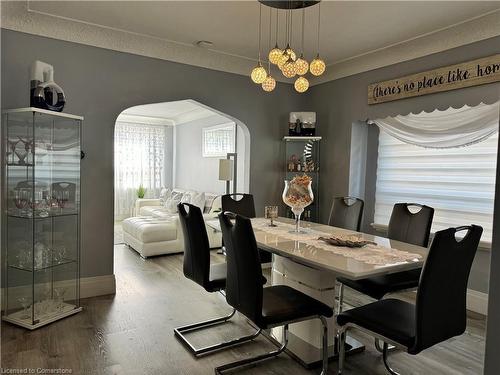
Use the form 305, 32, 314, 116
467, 289, 488, 315
80, 274, 116, 299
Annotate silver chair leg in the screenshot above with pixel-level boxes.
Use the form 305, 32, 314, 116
383, 342, 401, 375
375, 338, 396, 353
338, 327, 347, 375
320, 316, 329, 375
337, 282, 345, 314
174, 308, 261, 357
214, 324, 290, 374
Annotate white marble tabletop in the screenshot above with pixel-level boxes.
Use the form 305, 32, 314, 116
206, 217, 427, 280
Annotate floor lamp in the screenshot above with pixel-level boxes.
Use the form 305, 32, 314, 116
219, 153, 237, 195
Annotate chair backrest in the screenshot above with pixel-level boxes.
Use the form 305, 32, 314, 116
388, 203, 434, 247
178, 203, 211, 290
219, 212, 263, 325
411, 225, 482, 354
328, 196, 364, 231
221, 194, 256, 218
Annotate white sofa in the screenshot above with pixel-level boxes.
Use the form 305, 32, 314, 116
122, 189, 222, 258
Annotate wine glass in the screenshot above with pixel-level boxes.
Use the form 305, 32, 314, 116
282, 175, 314, 233
8, 138, 19, 164
17, 297, 31, 320
54, 288, 66, 312
264, 206, 279, 227
13, 190, 28, 215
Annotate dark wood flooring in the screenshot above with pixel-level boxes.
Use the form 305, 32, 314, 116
1, 244, 486, 374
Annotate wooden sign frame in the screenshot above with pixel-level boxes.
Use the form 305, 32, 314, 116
368, 54, 500, 105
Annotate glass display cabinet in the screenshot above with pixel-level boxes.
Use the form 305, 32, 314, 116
283, 136, 321, 222
2, 107, 83, 329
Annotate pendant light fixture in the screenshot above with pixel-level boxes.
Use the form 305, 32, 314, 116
268, 9, 283, 65
252, 1, 324, 93
262, 7, 276, 92
309, 2, 326, 76
250, 3, 268, 84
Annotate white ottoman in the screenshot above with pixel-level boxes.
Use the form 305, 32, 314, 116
122, 216, 183, 258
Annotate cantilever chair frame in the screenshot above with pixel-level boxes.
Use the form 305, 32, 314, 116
215, 315, 329, 375
338, 323, 405, 375
174, 301, 262, 357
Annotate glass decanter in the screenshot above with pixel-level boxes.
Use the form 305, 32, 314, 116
282, 175, 314, 233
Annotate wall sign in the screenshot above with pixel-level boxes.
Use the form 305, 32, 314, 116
368, 54, 500, 105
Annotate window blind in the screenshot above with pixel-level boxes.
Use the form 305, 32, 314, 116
374, 130, 498, 243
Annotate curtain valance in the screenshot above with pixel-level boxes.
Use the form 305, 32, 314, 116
369, 102, 499, 148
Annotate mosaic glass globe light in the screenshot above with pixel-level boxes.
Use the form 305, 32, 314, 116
295, 56, 309, 76
262, 75, 276, 92
281, 58, 297, 78
284, 45, 297, 61
309, 55, 326, 76
251, 63, 268, 84
268, 45, 283, 65
294, 76, 309, 93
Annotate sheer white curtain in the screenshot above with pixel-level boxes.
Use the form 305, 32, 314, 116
369, 102, 499, 148
114, 122, 166, 220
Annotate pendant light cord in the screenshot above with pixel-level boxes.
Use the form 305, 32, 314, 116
258, 3, 262, 62
275, 8, 279, 46
301, 7, 305, 55
317, 2, 321, 54
268, 7, 272, 72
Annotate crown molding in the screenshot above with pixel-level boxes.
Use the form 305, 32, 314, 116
1, 2, 499, 87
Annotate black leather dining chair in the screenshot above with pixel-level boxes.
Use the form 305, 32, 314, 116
336, 203, 434, 313
173, 203, 260, 357
336, 225, 483, 375
216, 212, 333, 375
220, 193, 272, 263
328, 196, 364, 231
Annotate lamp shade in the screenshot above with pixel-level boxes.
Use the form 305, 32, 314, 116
219, 159, 234, 181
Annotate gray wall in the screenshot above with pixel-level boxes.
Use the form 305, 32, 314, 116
174, 115, 233, 194
1, 29, 302, 279
303, 36, 500, 295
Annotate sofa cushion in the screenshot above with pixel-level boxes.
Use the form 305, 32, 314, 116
159, 188, 171, 206
122, 217, 177, 243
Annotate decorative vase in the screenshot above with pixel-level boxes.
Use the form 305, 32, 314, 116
282, 175, 314, 233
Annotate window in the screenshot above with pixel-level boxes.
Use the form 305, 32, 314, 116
202, 123, 235, 157
114, 122, 166, 219
374, 130, 498, 242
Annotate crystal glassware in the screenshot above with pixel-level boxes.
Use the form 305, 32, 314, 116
17, 297, 31, 320
282, 175, 314, 233
264, 206, 279, 227
8, 138, 19, 164
54, 288, 66, 312
13, 189, 28, 215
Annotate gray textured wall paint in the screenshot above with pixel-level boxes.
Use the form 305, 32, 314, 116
1, 29, 302, 279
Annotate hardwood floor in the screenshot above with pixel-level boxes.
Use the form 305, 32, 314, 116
1, 244, 486, 374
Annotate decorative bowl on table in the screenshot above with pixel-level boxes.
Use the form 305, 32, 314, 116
282, 174, 313, 233
318, 235, 376, 248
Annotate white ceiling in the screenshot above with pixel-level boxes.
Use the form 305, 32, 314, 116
27, 1, 500, 66
118, 100, 233, 126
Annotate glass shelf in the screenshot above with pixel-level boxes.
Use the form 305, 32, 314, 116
6, 162, 34, 167
9, 258, 76, 272
7, 211, 78, 219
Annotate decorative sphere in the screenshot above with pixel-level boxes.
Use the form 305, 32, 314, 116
268, 47, 283, 65
309, 56, 326, 76
261, 75, 276, 92
294, 76, 309, 93
295, 57, 309, 76
284, 46, 297, 61
281, 58, 297, 78
250, 64, 267, 84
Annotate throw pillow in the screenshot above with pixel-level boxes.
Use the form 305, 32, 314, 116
159, 188, 171, 206
165, 192, 183, 213
189, 192, 206, 211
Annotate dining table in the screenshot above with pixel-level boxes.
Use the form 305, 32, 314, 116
205, 216, 427, 368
